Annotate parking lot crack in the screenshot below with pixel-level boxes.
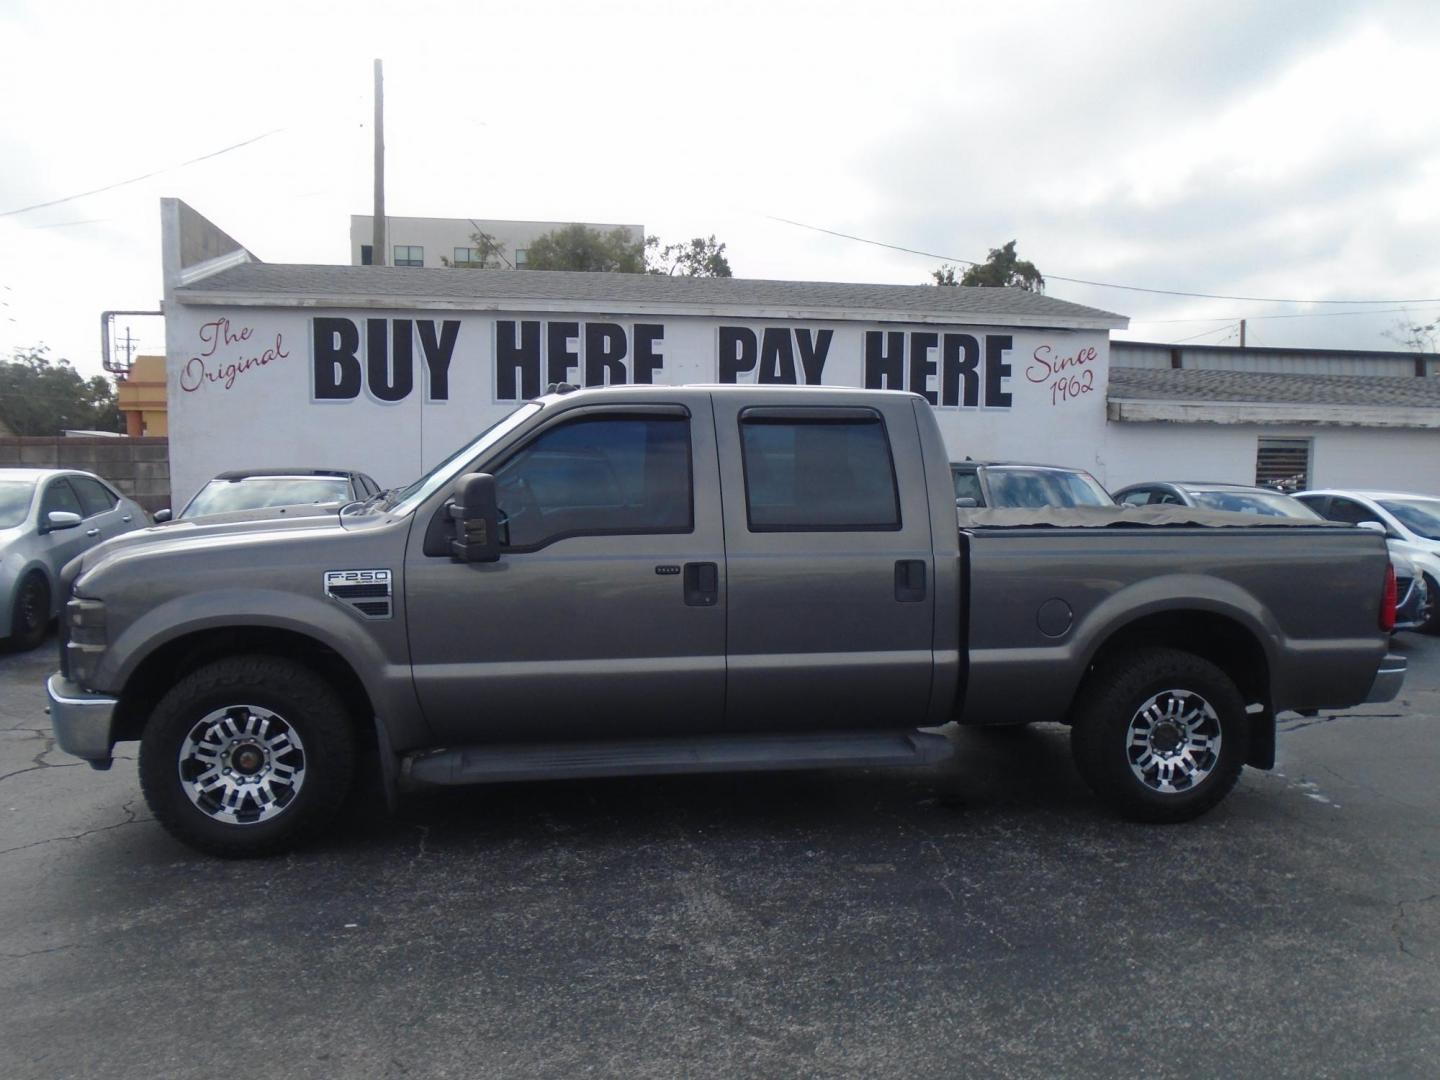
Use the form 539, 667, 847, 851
1392, 894, 1438, 959
0, 800, 144, 857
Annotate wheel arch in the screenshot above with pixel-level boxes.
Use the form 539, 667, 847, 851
1076, 608, 1274, 768
112, 625, 376, 747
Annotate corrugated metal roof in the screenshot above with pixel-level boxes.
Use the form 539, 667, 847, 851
173, 263, 1127, 327
1108, 367, 1440, 408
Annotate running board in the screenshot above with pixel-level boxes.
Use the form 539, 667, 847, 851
399, 730, 954, 789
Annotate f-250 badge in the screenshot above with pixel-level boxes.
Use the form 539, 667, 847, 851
324, 569, 393, 619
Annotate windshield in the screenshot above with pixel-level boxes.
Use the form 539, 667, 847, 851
182, 476, 351, 519
1379, 498, 1440, 541
985, 468, 1114, 508
0, 480, 35, 528
1188, 489, 1319, 518
388, 403, 543, 515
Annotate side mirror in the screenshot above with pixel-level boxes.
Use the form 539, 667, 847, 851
153, 508, 172, 523
45, 510, 82, 532
955, 497, 979, 509
449, 472, 501, 562
1356, 520, 1386, 534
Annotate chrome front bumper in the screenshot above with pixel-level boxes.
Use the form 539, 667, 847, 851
46, 672, 118, 764
1364, 654, 1407, 704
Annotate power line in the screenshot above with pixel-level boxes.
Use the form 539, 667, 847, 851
0, 129, 284, 218
1130, 305, 1440, 325
764, 213, 1440, 306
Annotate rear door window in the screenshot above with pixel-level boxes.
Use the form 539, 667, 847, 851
739, 411, 900, 531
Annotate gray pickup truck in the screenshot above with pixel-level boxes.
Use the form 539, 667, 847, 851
46, 385, 1404, 856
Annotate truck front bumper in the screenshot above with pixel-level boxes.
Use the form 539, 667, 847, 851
1364, 653, 1407, 704
46, 673, 117, 767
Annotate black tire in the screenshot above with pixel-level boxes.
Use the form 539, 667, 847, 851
7, 573, 50, 652
1070, 647, 1247, 823
139, 655, 356, 857
1420, 575, 1440, 635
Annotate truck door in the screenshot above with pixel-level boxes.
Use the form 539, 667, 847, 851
712, 395, 935, 731
403, 397, 726, 744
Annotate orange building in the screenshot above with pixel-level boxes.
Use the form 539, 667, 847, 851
117, 354, 168, 437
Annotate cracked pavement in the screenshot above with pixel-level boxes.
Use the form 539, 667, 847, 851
1, 633, 1437, 1079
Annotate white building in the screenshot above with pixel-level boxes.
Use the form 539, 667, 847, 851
348, 215, 644, 270
159, 200, 1440, 505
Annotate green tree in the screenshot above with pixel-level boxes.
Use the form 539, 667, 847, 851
523, 224, 647, 273
0, 346, 121, 435
646, 234, 732, 277
934, 241, 1045, 292
442, 229, 508, 268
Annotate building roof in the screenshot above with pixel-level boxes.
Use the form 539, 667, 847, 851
1107, 367, 1440, 430
1108, 367, 1440, 408
173, 263, 1128, 329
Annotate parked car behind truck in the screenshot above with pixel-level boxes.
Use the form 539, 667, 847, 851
45, 386, 1404, 856
1, 469, 145, 650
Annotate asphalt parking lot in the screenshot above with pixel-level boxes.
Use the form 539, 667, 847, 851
1, 635, 1437, 1079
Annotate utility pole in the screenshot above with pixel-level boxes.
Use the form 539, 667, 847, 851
372, 58, 386, 266
118, 326, 136, 369
1239, 319, 1246, 348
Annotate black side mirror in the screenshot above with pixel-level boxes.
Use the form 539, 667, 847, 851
450, 473, 501, 562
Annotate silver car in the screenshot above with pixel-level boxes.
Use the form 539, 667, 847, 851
1, 469, 147, 650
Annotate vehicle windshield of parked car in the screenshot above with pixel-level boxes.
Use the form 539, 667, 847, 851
388, 403, 543, 515
1379, 498, 1440, 541
1188, 489, 1319, 518
181, 477, 351, 519
0, 480, 36, 528
985, 468, 1113, 508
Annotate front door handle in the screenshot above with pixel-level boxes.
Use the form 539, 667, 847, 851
894, 560, 926, 602
683, 562, 719, 606
122, 515, 132, 522
85, 528, 100, 538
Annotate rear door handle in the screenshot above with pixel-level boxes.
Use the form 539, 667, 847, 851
894, 560, 926, 602
85, 528, 100, 538
122, 515, 132, 523
683, 562, 719, 606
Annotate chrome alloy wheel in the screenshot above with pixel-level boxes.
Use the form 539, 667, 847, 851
1125, 689, 1222, 794
177, 706, 307, 825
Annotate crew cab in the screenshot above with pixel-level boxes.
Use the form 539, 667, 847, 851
45, 386, 1405, 856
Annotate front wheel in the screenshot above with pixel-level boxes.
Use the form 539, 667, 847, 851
1070, 647, 1247, 823
139, 656, 356, 857
1420, 575, 1440, 635
7, 573, 50, 651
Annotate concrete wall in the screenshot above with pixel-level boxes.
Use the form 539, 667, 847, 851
0, 437, 170, 512
1101, 422, 1440, 495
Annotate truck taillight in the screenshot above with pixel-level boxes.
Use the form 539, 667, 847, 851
1381, 563, 1397, 633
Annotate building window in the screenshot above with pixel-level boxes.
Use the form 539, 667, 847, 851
453, 247, 475, 266
1256, 437, 1312, 492
514, 248, 528, 269
360, 244, 373, 265
394, 245, 424, 267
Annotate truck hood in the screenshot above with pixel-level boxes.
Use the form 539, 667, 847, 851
74, 510, 348, 579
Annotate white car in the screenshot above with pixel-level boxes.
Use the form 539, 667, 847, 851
1296, 489, 1440, 634
1, 469, 148, 650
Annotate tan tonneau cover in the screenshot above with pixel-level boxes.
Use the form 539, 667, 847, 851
957, 505, 1347, 530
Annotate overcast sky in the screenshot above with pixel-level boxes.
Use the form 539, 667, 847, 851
2, 0, 1437, 377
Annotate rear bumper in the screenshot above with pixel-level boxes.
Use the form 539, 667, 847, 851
46, 673, 117, 763
1364, 654, 1407, 704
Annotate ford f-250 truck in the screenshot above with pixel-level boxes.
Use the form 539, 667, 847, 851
46, 385, 1405, 856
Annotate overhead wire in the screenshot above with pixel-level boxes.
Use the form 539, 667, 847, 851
763, 213, 1440, 306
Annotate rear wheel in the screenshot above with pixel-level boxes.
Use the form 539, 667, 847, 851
1070, 647, 1247, 823
7, 573, 50, 651
139, 656, 356, 857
